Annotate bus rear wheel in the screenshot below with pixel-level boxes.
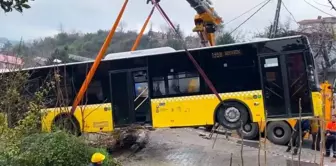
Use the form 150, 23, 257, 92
52, 114, 81, 136
266, 121, 291, 145
216, 102, 249, 130
236, 122, 259, 140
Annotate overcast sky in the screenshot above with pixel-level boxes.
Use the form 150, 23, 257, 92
1, 0, 336, 41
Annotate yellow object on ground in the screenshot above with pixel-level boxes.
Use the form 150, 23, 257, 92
91, 152, 106, 163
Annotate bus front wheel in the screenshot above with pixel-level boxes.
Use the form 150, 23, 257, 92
216, 102, 249, 130
236, 122, 259, 140
266, 121, 291, 145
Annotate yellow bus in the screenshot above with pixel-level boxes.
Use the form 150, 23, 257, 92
5, 35, 322, 145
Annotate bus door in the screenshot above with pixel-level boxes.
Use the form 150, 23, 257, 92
132, 70, 150, 124
259, 55, 289, 117
285, 52, 313, 116
259, 52, 313, 118
109, 68, 150, 127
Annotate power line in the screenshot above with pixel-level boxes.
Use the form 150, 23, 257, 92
229, 0, 271, 35
314, 0, 331, 8
303, 0, 335, 17
327, 0, 336, 11
281, 1, 298, 24
224, 0, 269, 26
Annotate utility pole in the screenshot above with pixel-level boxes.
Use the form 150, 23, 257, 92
270, 0, 282, 38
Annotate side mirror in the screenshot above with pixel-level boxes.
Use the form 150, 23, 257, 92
333, 78, 336, 92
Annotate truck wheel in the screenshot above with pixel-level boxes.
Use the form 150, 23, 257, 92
236, 122, 259, 140
266, 121, 291, 145
216, 102, 249, 130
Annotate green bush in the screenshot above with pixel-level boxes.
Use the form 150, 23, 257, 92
0, 131, 119, 166
15, 131, 92, 166
0, 70, 120, 166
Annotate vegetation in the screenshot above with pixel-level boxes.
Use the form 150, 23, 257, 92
0, 0, 32, 13
0, 66, 120, 166
2, 23, 237, 67
254, 20, 297, 38
2, 131, 117, 166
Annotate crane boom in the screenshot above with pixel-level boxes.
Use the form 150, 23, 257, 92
147, 0, 222, 46
185, 0, 223, 46
186, 0, 221, 21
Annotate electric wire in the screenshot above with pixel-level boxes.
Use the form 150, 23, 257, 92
224, 0, 269, 26
303, 0, 335, 17
228, 0, 271, 35
281, 1, 298, 24
314, 0, 332, 8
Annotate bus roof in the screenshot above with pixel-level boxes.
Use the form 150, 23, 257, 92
104, 47, 176, 60
1, 35, 305, 73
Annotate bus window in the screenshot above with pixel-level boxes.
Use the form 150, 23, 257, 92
135, 82, 148, 97
133, 71, 148, 98
85, 80, 104, 105
24, 78, 40, 97
286, 53, 311, 114
152, 77, 166, 97
167, 72, 200, 95
59, 80, 74, 106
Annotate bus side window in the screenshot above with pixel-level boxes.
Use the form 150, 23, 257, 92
168, 72, 200, 95
152, 77, 166, 97
86, 80, 104, 105
24, 78, 40, 97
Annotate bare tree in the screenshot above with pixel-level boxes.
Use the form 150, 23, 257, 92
117, 21, 127, 33
297, 18, 336, 80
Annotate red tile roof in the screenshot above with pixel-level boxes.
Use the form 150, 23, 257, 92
0, 54, 24, 65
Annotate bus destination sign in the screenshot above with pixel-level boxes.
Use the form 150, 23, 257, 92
211, 49, 241, 58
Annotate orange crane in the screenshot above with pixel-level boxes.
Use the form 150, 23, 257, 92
70, 0, 129, 114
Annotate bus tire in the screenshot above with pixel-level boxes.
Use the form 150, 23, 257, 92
266, 121, 291, 145
52, 114, 81, 136
216, 102, 249, 130
236, 122, 259, 140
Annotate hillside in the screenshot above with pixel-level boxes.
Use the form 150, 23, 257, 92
2, 24, 235, 67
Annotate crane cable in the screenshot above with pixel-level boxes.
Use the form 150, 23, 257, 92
70, 0, 129, 114
131, 6, 156, 51
151, 0, 224, 103
224, 0, 269, 26
228, 0, 271, 35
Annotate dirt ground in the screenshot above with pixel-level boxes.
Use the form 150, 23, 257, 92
111, 128, 334, 166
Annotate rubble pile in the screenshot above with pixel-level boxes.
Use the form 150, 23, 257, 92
86, 125, 150, 152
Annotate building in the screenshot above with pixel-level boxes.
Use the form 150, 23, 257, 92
298, 16, 336, 35
298, 16, 336, 84
0, 54, 24, 70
